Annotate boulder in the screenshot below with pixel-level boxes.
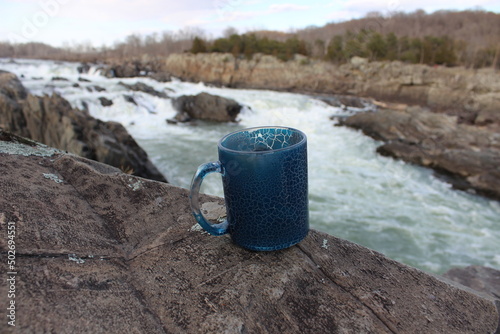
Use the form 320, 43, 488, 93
102, 59, 171, 82
51, 76, 69, 81
172, 92, 242, 122
0, 132, 498, 333
340, 107, 500, 200
0, 71, 167, 183
98, 96, 113, 107
77, 62, 91, 74
0, 70, 27, 100
118, 81, 168, 98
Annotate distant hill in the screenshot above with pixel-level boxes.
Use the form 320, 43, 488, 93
257, 10, 500, 50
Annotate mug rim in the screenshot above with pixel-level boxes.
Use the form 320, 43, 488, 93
218, 126, 307, 154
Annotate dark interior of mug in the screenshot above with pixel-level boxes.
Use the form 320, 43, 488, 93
220, 127, 305, 153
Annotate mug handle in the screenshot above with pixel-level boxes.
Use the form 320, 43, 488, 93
189, 161, 229, 236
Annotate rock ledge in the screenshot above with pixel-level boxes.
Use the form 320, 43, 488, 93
0, 133, 498, 333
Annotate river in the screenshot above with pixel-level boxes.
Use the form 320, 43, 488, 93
1, 58, 499, 274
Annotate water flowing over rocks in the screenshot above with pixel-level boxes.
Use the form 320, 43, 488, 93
171, 92, 242, 123
0, 71, 167, 182
118, 81, 169, 98
0, 132, 498, 333
339, 107, 500, 200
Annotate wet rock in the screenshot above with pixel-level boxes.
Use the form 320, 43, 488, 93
93, 85, 106, 92
78, 77, 91, 82
118, 81, 168, 98
51, 76, 69, 81
77, 62, 91, 74
315, 94, 372, 109
102, 59, 171, 82
340, 107, 500, 200
123, 95, 137, 105
98, 97, 113, 107
172, 92, 242, 122
0, 135, 498, 333
0, 71, 167, 183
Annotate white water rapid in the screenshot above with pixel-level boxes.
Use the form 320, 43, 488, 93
2, 58, 499, 274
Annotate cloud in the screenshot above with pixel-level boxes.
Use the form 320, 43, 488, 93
268, 4, 310, 13
50, 0, 216, 22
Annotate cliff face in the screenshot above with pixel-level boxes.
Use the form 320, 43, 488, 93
163, 53, 500, 118
0, 132, 498, 333
0, 71, 167, 182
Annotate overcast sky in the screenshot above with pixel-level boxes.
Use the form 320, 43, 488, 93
2, 0, 500, 47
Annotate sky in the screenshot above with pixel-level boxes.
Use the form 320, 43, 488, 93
2, 0, 500, 48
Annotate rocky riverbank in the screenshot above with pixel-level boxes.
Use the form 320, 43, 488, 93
339, 106, 500, 200
0, 70, 167, 182
0, 132, 498, 333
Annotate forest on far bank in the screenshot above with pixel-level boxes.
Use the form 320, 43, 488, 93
1, 9, 499, 69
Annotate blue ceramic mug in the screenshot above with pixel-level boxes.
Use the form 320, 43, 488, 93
189, 126, 309, 251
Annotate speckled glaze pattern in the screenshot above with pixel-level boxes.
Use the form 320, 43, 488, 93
190, 126, 309, 251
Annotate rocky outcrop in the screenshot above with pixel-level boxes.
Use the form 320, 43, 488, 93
171, 92, 242, 123
0, 71, 167, 182
339, 107, 500, 200
0, 132, 498, 333
118, 81, 169, 98
443, 266, 500, 301
101, 58, 171, 82
163, 53, 500, 117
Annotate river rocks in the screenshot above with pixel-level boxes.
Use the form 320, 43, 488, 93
102, 58, 171, 82
98, 96, 113, 107
0, 134, 498, 333
340, 107, 500, 200
77, 62, 91, 74
0, 71, 167, 182
118, 81, 168, 98
171, 92, 242, 123
315, 94, 373, 110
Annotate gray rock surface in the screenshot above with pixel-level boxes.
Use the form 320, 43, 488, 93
0, 132, 498, 333
0, 71, 167, 182
340, 107, 500, 200
443, 266, 500, 301
102, 58, 171, 82
172, 92, 242, 123
118, 81, 169, 98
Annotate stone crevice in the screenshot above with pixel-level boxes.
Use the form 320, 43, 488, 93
296, 244, 399, 334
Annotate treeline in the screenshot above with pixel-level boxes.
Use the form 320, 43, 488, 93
280, 9, 500, 68
190, 30, 499, 68
0, 27, 204, 62
191, 34, 308, 61
324, 30, 459, 65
